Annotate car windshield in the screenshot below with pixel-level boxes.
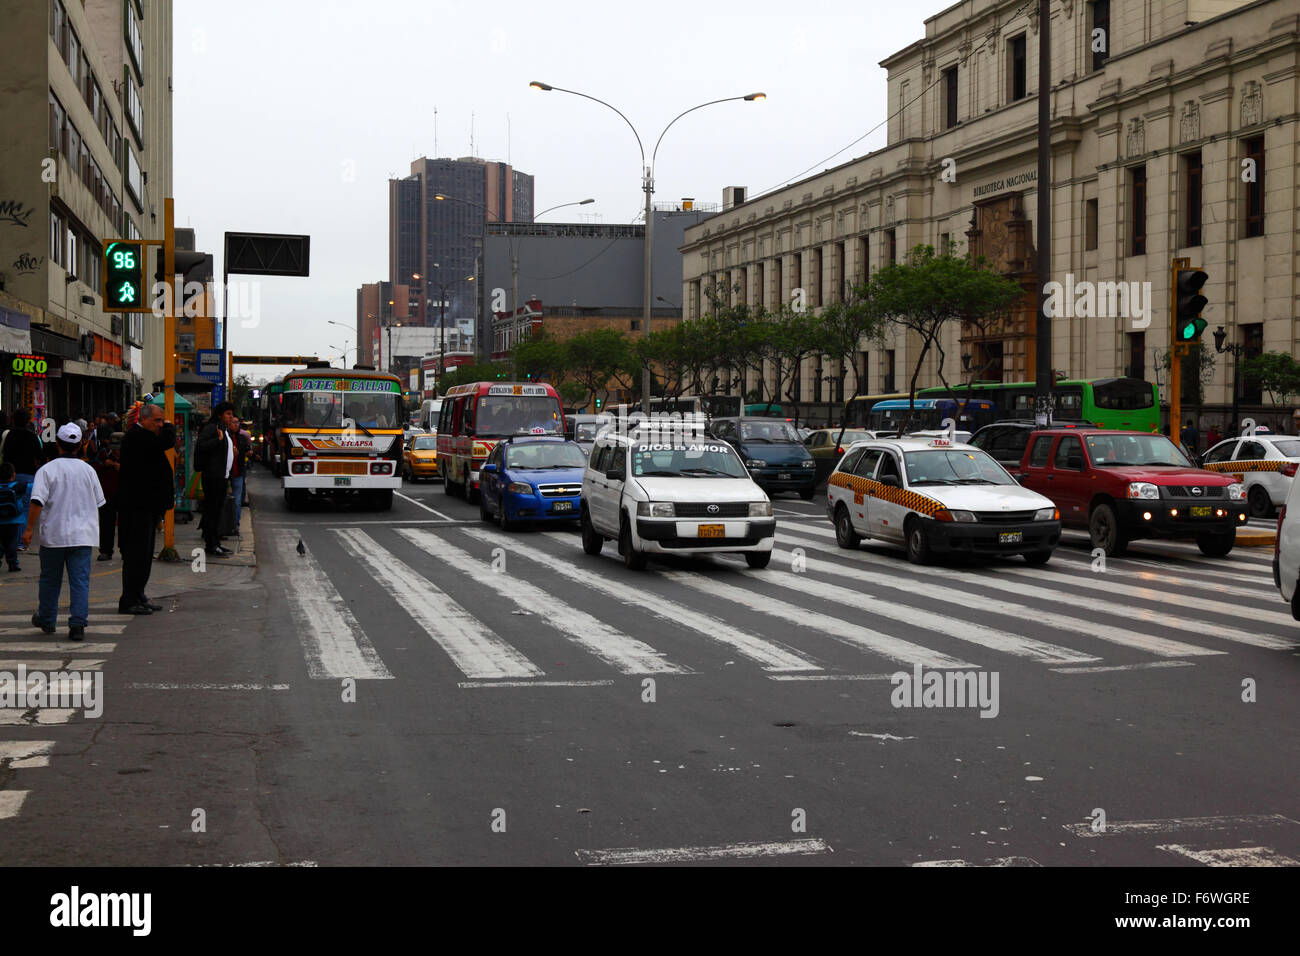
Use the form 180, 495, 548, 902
475, 396, 563, 438
281, 382, 403, 428
505, 443, 587, 470
904, 448, 1015, 486
412, 436, 437, 450
1085, 434, 1191, 466
740, 421, 801, 442
631, 440, 747, 478
574, 422, 602, 441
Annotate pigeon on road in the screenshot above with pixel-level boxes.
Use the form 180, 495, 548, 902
297, 539, 306, 556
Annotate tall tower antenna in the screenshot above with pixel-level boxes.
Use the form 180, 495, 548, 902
433, 105, 438, 156
470, 111, 475, 157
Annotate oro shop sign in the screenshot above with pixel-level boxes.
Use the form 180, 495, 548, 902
11, 354, 48, 377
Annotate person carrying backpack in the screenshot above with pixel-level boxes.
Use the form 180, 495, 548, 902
0, 463, 28, 572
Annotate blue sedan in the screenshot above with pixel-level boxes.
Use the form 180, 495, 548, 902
478, 437, 587, 531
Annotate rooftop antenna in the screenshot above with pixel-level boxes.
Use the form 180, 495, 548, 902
470, 111, 475, 157
433, 105, 438, 156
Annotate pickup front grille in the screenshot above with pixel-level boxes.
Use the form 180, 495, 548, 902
1165, 485, 1225, 498
974, 510, 1036, 522
673, 502, 751, 518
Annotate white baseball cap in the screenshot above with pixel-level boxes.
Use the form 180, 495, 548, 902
57, 423, 83, 443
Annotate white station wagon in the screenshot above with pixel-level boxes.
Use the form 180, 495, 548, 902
580, 430, 775, 570
826, 437, 1062, 565
1200, 433, 1300, 518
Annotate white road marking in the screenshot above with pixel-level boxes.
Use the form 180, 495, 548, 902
394, 492, 453, 520
126, 682, 291, 690
575, 838, 833, 865
0, 625, 126, 635
768, 673, 893, 681
193, 860, 319, 867
334, 529, 542, 680
270, 530, 394, 681
458, 679, 616, 689
913, 856, 1040, 867
1063, 813, 1296, 838
0, 708, 77, 725
1050, 546, 1270, 586
0, 659, 103, 671
0, 643, 115, 653
1051, 661, 1196, 674
0, 617, 126, 629
849, 732, 915, 741
0, 790, 29, 819
780, 529, 1295, 651
258, 519, 461, 527
1157, 844, 1300, 866
767, 544, 1218, 659
0, 740, 55, 768
464, 527, 821, 672
399, 529, 689, 675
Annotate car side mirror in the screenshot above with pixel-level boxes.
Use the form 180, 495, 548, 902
879, 475, 901, 488
481, 463, 497, 474
1066, 456, 1082, 470
605, 468, 625, 481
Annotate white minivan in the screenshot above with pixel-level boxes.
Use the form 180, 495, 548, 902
1271, 471, 1300, 619
580, 431, 775, 570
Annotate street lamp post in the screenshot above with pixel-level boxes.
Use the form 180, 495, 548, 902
530, 81, 764, 411
1212, 326, 1246, 433
429, 265, 474, 396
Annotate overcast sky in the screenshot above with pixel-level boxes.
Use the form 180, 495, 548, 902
174, 0, 954, 382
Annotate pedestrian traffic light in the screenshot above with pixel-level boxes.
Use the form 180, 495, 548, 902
1175, 266, 1209, 343
103, 240, 145, 311
594, 397, 603, 409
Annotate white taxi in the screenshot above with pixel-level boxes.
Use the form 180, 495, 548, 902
580, 429, 775, 570
1200, 433, 1300, 518
826, 436, 1062, 565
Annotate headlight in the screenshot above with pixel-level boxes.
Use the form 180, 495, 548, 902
1034, 507, 1059, 521
746, 459, 766, 469
637, 501, 675, 518
1127, 482, 1160, 499
507, 482, 533, 495
948, 510, 977, 522
801, 460, 815, 468
749, 502, 772, 517
1227, 482, 1246, 501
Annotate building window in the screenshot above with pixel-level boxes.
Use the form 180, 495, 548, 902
1241, 323, 1264, 403
738, 266, 748, 305
774, 257, 783, 306
835, 242, 846, 302
1127, 331, 1145, 380
883, 350, 896, 393
48, 90, 65, 154
1242, 136, 1264, 238
1090, 0, 1111, 72
50, 208, 64, 266
1129, 165, 1147, 256
886, 229, 897, 264
939, 232, 951, 254
810, 248, 822, 307
125, 75, 144, 143
942, 65, 959, 129
1084, 198, 1098, 251
1008, 34, 1027, 102
755, 261, 765, 306
1182, 151, 1202, 247
858, 236, 869, 281
792, 253, 803, 309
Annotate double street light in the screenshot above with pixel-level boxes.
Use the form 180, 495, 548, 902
1213, 326, 1247, 432
530, 81, 765, 410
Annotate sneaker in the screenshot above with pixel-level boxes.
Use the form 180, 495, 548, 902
68, 626, 84, 642
31, 614, 54, 634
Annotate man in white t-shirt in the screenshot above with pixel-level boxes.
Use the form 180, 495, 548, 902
23, 423, 105, 641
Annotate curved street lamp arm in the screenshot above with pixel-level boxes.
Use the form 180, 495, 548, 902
651, 95, 755, 168
541, 85, 645, 165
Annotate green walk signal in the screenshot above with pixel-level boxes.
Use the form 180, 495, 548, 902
103, 239, 146, 312
1174, 267, 1209, 343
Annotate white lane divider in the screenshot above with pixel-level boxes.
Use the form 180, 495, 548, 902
127, 682, 291, 690
0, 643, 116, 654
780, 529, 1296, 651
1051, 661, 1196, 674
334, 529, 541, 680
0, 791, 29, 819
463, 527, 821, 673
0, 740, 56, 768
576, 838, 833, 865
272, 530, 394, 681
398, 529, 689, 675
1063, 813, 1297, 838
0, 709, 77, 725
766, 542, 1219, 660
913, 856, 1040, 867
1156, 844, 1300, 866
394, 492, 453, 520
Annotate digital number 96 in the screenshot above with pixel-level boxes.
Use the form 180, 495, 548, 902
113, 251, 135, 269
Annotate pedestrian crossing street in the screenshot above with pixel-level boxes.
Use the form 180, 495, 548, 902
265, 515, 1293, 686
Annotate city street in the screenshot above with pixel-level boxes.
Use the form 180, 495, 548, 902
1, 468, 1296, 867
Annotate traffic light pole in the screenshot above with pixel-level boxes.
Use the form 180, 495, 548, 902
159, 197, 179, 561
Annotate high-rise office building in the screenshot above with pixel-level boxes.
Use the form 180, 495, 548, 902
0, 0, 172, 417
388, 157, 534, 349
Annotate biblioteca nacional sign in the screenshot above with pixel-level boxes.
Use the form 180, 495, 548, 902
972, 168, 1038, 199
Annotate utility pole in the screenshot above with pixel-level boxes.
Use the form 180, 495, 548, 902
1170, 257, 1188, 434
641, 166, 654, 412
1033, 0, 1053, 425
160, 197, 179, 561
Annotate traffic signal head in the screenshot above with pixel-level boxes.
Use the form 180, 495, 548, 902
103, 240, 145, 311
594, 397, 603, 409
1175, 267, 1209, 343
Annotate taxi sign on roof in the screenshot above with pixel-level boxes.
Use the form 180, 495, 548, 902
488, 384, 548, 396
929, 437, 952, 447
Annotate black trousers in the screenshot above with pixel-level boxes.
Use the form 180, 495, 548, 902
118, 509, 158, 609
201, 476, 228, 550
99, 501, 118, 556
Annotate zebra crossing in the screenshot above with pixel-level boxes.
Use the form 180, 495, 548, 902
269, 514, 1293, 687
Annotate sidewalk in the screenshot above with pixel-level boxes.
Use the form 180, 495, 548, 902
0, 495, 257, 615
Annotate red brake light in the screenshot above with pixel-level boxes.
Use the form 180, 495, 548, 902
1282, 462, 1298, 478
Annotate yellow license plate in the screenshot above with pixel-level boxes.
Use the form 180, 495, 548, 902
698, 524, 725, 538
1190, 505, 1212, 518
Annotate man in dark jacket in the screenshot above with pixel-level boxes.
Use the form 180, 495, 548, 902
116, 403, 175, 614
195, 402, 237, 557
2, 409, 43, 546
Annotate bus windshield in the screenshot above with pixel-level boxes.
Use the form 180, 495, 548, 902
281, 384, 403, 429
474, 395, 563, 437
869, 405, 943, 432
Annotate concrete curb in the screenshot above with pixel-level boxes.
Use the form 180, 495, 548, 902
1235, 530, 1276, 548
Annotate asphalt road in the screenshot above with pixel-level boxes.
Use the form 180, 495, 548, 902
1, 468, 1297, 866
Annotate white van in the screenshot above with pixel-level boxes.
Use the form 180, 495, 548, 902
420, 398, 443, 434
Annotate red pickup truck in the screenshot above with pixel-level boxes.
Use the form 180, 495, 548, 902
1011, 428, 1247, 556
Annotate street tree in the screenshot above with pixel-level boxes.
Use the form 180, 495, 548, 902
1240, 351, 1300, 408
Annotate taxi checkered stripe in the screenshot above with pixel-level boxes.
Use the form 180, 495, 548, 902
1201, 459, 1290, 475
829, 471, 945, 516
